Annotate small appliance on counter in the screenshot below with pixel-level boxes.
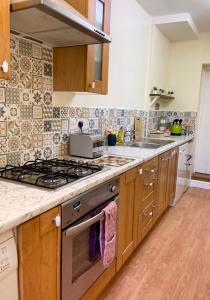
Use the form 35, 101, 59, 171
171, 119, 183, 136
69, 133, 105, 158
69, 121, 105, 159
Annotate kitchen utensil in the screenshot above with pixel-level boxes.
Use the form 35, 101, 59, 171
135, 117, 142, 141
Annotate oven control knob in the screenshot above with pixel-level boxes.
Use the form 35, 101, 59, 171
111, 185, 117, 193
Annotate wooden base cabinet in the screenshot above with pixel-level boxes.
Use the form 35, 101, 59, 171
167, 148, 179, 205
54, 0, 111, 94
154, 148, 179, 223
85, 148, 178, 298
136, 157, 158, 245
116, 168, 138, 271
0, 0, 10, 79
18, 207, 61, 300
16, 148, 179, 300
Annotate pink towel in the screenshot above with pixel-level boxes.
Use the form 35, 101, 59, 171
100, 201, 117, 268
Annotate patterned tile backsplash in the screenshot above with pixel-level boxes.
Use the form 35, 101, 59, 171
0, 34, 197, 168
148, 110, 197, 135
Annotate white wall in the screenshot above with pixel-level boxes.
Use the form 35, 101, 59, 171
53, 0, 152, 109
165, 32, 210, 111
145, 26, 171, 109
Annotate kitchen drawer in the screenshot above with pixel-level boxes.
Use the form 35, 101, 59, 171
142, 178, 157, 200
137, 202, 154, 243
153, 199, 166, 224
141, 157, 158, 179
142, 202, 154, 228
142, 191, 154, 211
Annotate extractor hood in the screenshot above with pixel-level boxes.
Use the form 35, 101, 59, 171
10, 0, 111, 47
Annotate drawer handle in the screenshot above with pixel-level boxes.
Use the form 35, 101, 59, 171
161, 156, 170, 161
144, 182, 153, 187
138, 168, 143, 175
143, 211, 153, 217
90, 81, 96, 89
145, 168, 156, 173
171, 150, 177, 156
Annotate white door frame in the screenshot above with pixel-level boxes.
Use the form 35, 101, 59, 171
194, 64, 210, 173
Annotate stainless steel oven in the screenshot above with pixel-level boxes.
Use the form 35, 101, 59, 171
61, 178, 119, 300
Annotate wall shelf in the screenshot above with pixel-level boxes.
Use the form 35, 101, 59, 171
149, 94, 175, 107
149, 94, 175, 99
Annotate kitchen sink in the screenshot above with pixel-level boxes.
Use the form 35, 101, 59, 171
121, 138, 175, 149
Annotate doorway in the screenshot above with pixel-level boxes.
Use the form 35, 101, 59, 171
195, 67, 210, 176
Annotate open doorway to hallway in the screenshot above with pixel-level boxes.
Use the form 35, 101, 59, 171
193, 66, 210, 182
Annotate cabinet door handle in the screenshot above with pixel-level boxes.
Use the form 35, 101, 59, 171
1, 59, 9, 73
53, 215, 61, 227
90, 81, 96, 89
143, 211, 153, 217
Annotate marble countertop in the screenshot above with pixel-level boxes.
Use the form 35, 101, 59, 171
0, 135, 193, 234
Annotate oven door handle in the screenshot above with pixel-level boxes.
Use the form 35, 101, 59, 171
65, 196, 119, 238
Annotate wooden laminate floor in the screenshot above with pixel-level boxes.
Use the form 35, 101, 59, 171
103, 188, 210, 300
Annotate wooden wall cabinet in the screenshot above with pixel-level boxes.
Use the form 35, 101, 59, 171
0, 0, 10, 79
18, 207, 61, 300
53, 0, 111, 94
116, 168, 138, 271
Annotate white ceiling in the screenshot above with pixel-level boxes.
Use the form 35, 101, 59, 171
137, 0, 210, 32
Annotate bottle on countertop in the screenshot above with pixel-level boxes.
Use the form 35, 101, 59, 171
117, 127, 125, 144
124, 130, 131, 143
159, 115, 169, 131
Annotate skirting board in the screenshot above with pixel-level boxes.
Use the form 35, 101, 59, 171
190, 179, 210, 189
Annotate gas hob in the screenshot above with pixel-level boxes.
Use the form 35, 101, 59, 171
0, 159, 104, 190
